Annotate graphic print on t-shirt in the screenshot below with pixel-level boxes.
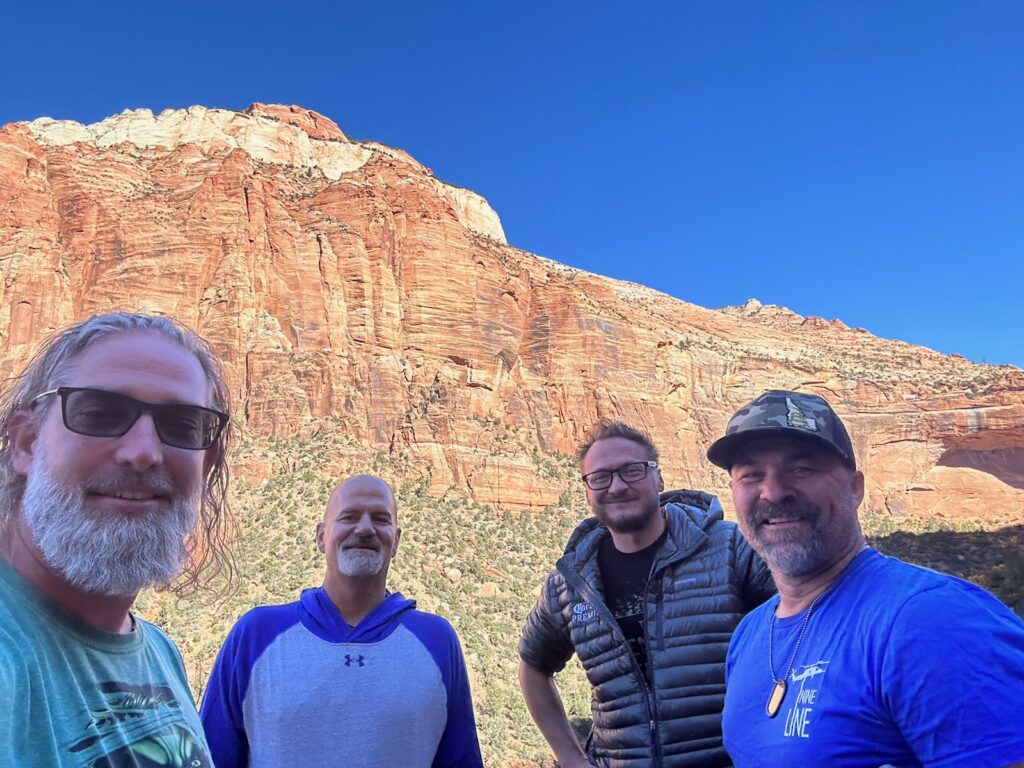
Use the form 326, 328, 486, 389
67, 681, 211, 767
781, 660, 830, 740
598, 528, 667, 683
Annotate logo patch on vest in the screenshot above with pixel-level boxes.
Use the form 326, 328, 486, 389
571, 602, 597, 626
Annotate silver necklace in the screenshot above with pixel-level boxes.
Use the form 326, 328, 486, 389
765, 587, 831, 718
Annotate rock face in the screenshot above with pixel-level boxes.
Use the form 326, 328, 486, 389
2, 104, 1022, 520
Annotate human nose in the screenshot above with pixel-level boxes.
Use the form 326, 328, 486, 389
758, 468, 792, 504
353, 513, 375, 533
112, 413, 164, 471
606, 470, 630, 493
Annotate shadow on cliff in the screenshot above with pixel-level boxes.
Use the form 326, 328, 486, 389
937, 446, 1024, 489
869, 523, 1024, 615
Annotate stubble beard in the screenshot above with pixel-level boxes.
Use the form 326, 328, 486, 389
21, 452, 200, 597
596, 494, 661, 535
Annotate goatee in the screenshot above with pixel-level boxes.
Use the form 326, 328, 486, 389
336, 534, 385, 576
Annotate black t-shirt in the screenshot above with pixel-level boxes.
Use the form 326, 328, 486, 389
597, 527, 668, 684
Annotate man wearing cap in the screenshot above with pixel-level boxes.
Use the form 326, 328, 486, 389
708, 390, 1024, 768
519, 420, 775, 768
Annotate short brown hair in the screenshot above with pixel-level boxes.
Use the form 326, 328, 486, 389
576, 420, 660, 465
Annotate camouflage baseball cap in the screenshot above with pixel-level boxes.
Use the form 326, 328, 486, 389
707, 390, 856, 470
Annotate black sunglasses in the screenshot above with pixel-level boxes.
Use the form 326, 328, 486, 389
30, 387, 227, 450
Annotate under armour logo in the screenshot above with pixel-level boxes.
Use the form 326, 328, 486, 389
344, 654, 365, 667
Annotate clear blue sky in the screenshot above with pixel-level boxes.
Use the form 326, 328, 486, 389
3, 2, 1022, 367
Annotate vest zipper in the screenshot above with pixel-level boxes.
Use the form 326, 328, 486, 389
558, 510, 709, 767
642, 519, 708, 766
642, 562, 664, 765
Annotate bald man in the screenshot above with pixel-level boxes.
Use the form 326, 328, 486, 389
201, 475, 484, 768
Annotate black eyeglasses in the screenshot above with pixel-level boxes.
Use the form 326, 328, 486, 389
30, 387, 227, 450
582, 460, 658, 490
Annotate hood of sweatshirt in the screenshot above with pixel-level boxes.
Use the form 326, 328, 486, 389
298, 587, 416, 644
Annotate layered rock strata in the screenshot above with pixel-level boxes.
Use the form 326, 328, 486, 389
1, 104, 1021, 519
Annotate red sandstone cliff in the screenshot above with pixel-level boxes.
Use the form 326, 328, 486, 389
1, 104, 1022, 521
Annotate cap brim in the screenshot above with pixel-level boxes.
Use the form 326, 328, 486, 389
706, 426, 852, 470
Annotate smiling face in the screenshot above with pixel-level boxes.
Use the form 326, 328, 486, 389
729, 436, 864, 580
7, 331, 212, 595
317, 476, 400, 582
581, 437, 664, 537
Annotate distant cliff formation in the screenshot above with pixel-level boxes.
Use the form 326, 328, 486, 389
2, 103, 1022, 519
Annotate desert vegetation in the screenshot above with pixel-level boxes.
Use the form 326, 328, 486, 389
137, 429, 1023, 767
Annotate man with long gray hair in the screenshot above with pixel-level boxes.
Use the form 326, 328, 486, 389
0, 312, 233, 767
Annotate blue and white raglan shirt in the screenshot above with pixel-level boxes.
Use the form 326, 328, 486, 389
199, 589, 484, 768
723, 548, 1024, 768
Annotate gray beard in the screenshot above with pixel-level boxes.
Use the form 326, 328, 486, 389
21, 453, 199, 597
336, 547, 384, 577
754, 527, 832, 577
747, 498, 859, 579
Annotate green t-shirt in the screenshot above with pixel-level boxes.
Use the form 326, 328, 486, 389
0, 559, 212, 767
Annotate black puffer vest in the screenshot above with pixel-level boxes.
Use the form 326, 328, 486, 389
520, 490, 775, 767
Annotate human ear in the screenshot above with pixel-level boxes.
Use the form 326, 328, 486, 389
315, 522, 326, 554
7, 411, 39, 476
850, 470, 865, 507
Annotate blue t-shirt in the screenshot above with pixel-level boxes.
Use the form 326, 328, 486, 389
723, 548, 1024, 768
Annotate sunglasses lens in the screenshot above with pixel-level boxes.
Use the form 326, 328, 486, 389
64, 389, 138, 437
155, 405, 220, 450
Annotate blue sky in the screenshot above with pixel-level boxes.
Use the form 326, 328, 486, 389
3, 2, 1021, 367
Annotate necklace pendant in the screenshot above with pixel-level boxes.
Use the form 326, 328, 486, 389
766, 679, 786, 718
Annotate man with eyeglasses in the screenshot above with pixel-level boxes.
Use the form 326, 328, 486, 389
519, 420, 775, 767
0, 312, 232, 767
